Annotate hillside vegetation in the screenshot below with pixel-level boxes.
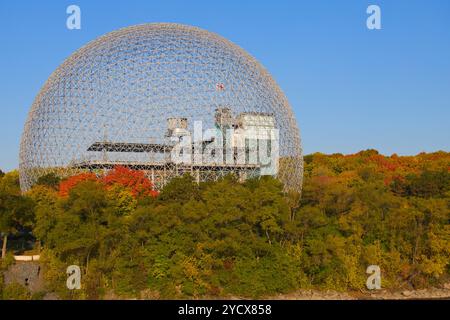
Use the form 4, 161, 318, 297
0, 150, 449, 299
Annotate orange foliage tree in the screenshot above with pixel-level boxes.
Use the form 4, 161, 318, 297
58, 172, 98, 197
101, 166, 159, 198
58, 167, 158, 198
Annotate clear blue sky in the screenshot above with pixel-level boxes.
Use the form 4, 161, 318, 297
0, 0, 449, 171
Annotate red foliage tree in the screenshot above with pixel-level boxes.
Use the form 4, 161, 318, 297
58, 172, 98, 197
102, 166, 158, 198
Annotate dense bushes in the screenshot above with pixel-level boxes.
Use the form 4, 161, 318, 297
0, 151, 449, 299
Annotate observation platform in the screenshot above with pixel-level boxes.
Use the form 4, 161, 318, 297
87, 141, 173, 153
72, 160, 259, 171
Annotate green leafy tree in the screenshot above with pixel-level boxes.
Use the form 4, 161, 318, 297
0, 172, 35, 258
36, 172, 61, 190
0, 193, 35, 258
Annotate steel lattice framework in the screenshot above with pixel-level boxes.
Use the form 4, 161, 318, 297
19, 23, 303, 192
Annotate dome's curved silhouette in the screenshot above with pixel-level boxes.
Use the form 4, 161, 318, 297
19, 23, 303, 192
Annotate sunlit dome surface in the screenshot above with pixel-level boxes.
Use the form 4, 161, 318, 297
19, 23, 303, 192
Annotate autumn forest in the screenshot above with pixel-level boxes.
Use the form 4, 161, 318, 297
0, 150, 449, 299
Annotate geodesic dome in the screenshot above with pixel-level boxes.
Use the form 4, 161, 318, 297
19, 23, 303, 192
